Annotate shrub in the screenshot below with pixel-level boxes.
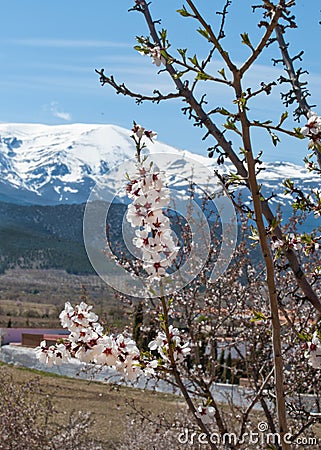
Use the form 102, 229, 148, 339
0, 368, 103, 450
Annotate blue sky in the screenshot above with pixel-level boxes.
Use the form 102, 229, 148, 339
0, 0, 320, 165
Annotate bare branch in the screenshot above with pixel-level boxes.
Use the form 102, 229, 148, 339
245, 81, 277, 99
191, 0, 232, 92
250, 120, 298, 138
216, 0, 232, 40
240, 2, 285, 75
163, 54, 233, 86
274, 27, 310, 116
185, 0, 238, 73
234, 69, 290, 446
101, 0, 321, 312
239, 368, 274, 439
95, 70, 182, 104
275, 25, 321, 168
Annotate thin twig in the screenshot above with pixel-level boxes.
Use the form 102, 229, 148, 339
186, 0, 238, 73
275, 25, 321, 168
95, 70, 182, 103
239, 368, 274, 439
240, 2, 285, 75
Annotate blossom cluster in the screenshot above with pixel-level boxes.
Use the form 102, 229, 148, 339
270, 234, 297, 254
304, 188, 321, 219
301, 111, 321, 151
303, 331, 321, 369
140, 45, 166, 67
36, 302, 142, 380
314, 206, 321, 219
36, 341, 71, 368
271, 233, 320, 257
126, 127, 178, 279
148, 325, 191, 363
132, 123, 157, 142
36, 302, 191, 380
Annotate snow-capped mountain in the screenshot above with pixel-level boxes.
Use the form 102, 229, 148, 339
0, 123, 206, 205
0, 123, 319, 210
0, 123, 319, 275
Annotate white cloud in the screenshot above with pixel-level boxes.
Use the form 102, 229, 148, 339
49, 101, 72, 121
54, 110, 72, 121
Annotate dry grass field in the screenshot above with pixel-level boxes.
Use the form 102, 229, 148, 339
0, 362, 185, 449
3, 362, 321, 449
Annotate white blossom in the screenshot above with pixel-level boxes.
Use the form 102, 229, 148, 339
138, 45, 166, 67
95, 335, 118, 366
144, 359, 159, 376
132, 123, 157, 142
196, 405, 216, 424
150, 46, 166, 66
148, 325, 191, 363
301, 111, 321, 150
36, 125, 191, 381
74, 346, 98, 364
35, 340, 71, 367
36, 298, 192, 381
126, 152, 179, 280
304, 331, 321, 369
59, 301, 99, 331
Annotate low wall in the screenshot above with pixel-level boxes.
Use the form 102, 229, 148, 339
0, 344, 262, 409
0, 328, 69, 345
1, 345, 316, 413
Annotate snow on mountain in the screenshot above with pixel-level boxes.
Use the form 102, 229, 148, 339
0, 123, 319, 210
0, 123, 191, 204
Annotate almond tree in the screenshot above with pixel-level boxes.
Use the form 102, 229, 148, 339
36, 2, 321, 448
94, 1, 321, 447
38, 126, 321, 449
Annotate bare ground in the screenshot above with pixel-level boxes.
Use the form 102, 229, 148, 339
0, 362, 184, 449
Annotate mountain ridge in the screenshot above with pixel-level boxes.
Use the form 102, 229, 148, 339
0, 123, 319, 275
0, 122, 318, 207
